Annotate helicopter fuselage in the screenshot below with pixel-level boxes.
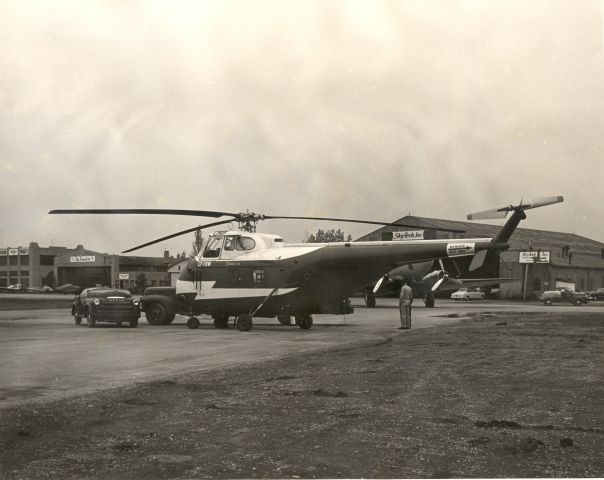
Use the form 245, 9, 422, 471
173, 230, 492, 318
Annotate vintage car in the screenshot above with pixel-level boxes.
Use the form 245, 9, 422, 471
72, 287, 140, 327
540, 287, 588, 306
587, 288, 604, 301
450, 288, 485, 301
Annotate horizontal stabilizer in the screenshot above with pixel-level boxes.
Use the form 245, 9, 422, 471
467, 195, 563, 220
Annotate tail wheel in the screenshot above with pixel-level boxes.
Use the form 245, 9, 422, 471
146, 303, 167, 325
296, 314, 313, 330
213, 315, 229, 329
277, 314, 292, 325
187, 317, 200, 329
87, 312, 96, 328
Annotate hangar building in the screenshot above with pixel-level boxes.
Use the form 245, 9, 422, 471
53, 248, 171, 291
1, 242, 172, 291
356, 216, 604, 299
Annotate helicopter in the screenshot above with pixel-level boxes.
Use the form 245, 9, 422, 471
49, 196, 563, 331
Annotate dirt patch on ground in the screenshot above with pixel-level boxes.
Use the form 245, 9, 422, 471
1, 312, 603, 478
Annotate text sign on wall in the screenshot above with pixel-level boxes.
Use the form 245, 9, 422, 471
70, 255, 96, 263
119, 273, 130, 280
393, 230, 424, 241
8, 248, 18, 255
0, 248, 7, 255
19, 248, 29, 255
519, 251, 551, 264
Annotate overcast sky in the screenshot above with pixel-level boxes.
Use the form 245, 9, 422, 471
1, 0, 602, 256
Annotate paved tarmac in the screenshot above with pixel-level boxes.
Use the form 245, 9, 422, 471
1, 298, 603, 409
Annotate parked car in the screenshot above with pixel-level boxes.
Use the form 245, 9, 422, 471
55, 283, 82, 295
587, 288, 604, 301
450, 288, 485, 301
540, 287, 588, 306
72, 287, 140, 327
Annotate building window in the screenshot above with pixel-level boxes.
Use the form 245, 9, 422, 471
20, 270, 29, 277
40, 255, 55, 266
578, 278, 585, 290
20, 255, 29, 266
9, 256, 18, 266
0, 257, 6, 266
532, 277, 541, 291
588, 279, 594, 291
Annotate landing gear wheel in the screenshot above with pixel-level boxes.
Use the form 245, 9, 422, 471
236, 314, 253, 332
296, 314, 313, 330
213, 315, 229, 329
74, 315, 82, 325
87, 312, 96, 328
187, 317, 200, 329
364, 291, 376, 308
129, 318, 139, 328
146, 303, 167, 325
277, 314, 292, 325
424, 293, 435, 308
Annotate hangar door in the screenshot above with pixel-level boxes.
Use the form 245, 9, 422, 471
58, 266, 111, 289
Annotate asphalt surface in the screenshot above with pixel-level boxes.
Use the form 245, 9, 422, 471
2, 297, 604, 409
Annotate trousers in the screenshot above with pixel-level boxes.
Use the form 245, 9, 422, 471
399, 301, 412, 329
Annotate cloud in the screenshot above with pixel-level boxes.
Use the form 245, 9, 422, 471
0, 0, 602, 254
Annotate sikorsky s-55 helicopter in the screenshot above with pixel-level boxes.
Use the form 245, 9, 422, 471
49, 196, 563, 331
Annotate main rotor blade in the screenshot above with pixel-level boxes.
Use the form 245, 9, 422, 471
49, 208, 238, 218
121, 219, 233, 254
262, 215, 464, 233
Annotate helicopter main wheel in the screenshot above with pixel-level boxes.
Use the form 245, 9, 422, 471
296, 314, 313, 330
236, 314, 253, 332
213, 315, 229, 329
277, 314, 292, 325
187, 316, 200, 329
146, 302, 167, 325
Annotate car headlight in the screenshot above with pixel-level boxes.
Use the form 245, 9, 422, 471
133, 300, 139, 307
93, 298, 101, 306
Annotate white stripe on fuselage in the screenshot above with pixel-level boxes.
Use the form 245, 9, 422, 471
176, 279, 298, 300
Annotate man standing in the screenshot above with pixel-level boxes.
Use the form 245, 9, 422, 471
399, 280, 413, 329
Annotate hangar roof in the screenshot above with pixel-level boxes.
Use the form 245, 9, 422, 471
360, 216, 604, 270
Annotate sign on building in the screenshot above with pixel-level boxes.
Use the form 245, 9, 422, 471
519, 251, 551, 263
0, 248, 7, 255
8, 248, 18, 255
392, 230, 425, 241
119, 273, 130, 280
70, 255, 96, 263
19, 248, 29, 255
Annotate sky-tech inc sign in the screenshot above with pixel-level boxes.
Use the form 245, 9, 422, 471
70, 255, 96, 263
519, 251, 551, 263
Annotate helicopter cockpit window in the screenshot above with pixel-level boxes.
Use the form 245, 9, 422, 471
224, 236, 236, 252
203, 236, 223, 258
236, 236, 256, 251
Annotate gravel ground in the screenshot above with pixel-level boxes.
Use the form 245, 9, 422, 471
1, 311, 603, 479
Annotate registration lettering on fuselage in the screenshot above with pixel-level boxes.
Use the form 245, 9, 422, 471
446, 242, 475, 257
198, 261, 212, 267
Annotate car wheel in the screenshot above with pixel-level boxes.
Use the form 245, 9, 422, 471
544, 299, 552, 306
87, 312, 96, 328
145, 302, 167, 325
573, 298, 583, 306
164, 313, 176, 325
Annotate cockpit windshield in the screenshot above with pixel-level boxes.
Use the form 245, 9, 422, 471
202, 236, 223, 258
